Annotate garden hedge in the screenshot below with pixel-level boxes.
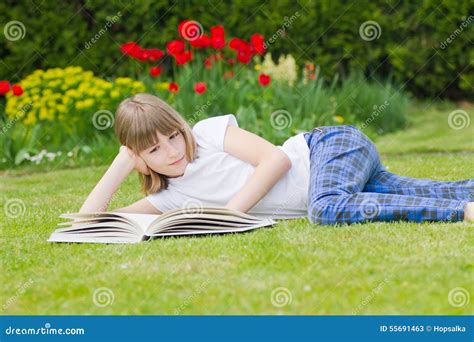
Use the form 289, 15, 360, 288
0, 0, 472, 99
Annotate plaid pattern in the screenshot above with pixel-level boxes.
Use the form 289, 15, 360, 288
303, 125, 472, 225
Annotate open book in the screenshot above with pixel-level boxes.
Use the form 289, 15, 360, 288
48, 207, 276, 244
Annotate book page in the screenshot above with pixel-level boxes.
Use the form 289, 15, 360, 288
60, 212, 159, 233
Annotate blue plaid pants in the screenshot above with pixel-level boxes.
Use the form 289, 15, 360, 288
303, 125, 473, 225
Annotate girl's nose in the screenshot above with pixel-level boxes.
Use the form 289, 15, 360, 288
164, 142, 179, 157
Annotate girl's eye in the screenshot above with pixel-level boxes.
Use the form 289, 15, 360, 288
170, 131, 180, 139
149, 146, 160, 153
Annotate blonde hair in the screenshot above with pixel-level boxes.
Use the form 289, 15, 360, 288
114, 93, 197, 195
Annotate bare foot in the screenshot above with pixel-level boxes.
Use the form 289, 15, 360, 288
464, 202, 474, 222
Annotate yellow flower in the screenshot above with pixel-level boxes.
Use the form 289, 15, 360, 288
83, 98, 94, 108
49, 79, 60, 88
39, 107, 49, 120
115, 77, 132, 86
75, 101, 84, 110
57, 104, 66, 113
155, 82, 170, 91
254, 64, 261, 71
62, 96, 71, 105
334, 115, 345, 123
132, 81, 145, 92
24, 112, 37, 125
8, 66, 150, 127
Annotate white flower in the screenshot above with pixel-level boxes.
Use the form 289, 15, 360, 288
261, 53, 298, 86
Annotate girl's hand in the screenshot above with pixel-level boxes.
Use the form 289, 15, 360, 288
119, 145, 151, 175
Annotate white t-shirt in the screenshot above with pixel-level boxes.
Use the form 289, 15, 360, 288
146, 114, 310, 219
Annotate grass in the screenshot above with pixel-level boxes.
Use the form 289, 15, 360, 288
1, 102, 473, 315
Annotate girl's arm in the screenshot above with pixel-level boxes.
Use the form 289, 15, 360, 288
223, 126, 292, 213
79, 146, 154, 213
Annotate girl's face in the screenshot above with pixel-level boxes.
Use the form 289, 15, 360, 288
139, 129, 189, 177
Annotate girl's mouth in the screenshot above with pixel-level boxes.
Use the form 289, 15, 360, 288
169, 156, 184, 166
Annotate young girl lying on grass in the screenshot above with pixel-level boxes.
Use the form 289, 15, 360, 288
80, 93, 474, 224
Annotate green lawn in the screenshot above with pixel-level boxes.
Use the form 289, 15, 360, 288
1, 103, 473, 315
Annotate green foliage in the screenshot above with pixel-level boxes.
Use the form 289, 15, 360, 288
0, 0, 471, 98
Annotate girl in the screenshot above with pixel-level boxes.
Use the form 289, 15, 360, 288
80, 93, 474, 225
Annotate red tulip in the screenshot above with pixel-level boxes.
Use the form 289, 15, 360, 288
250, 33, 265, 55
190, 34, 211, 48
0, 80, 10, 96
169, 82, 179, 93
166, 40, 185, 56
138, 49, 150, 61
194, 82, 206, 94
229, 38, 255, 64
237, 46, 253, 64
229, 38, 246, 51
120, 42, 140, 56
130, 47, 146, 61
124, 44, 147, 61
204, 58, 212, 69
150, 66, 161, 77
174, 50, 193, 65
147, 48, 164, 61
12, 84, 23, 96
210, 25, 225, 49
227, 58, 235, 65
258, 73, 271, 86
